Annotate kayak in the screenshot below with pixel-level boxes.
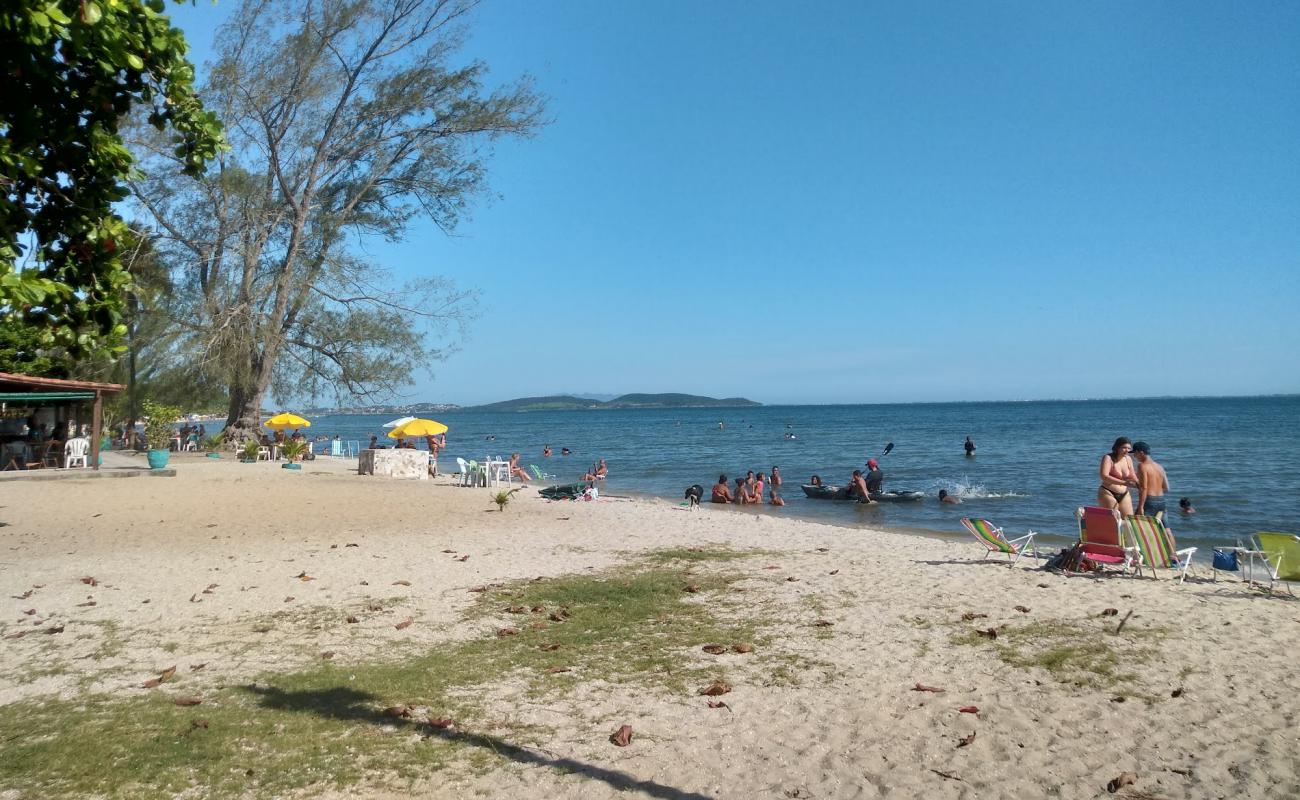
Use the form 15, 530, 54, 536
800, 484, 925, 503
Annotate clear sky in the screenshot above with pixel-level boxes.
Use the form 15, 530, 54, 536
166, 1, 1300, 406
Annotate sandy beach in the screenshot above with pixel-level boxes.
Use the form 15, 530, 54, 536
1, 456, 1297, 799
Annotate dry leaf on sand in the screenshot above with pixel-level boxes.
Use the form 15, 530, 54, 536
732, 643, 754, 654
427, 717, 454, 729
80, 576, 98, 586
321, 651, 335, 660
546, 666, 571, 674
190, 663, 206, 672
957, 732, 976, 748
961, 612, 987, 621
912, 683, 945, 693
1106, 772, 1138, 793
202, 584, 218, 594
683, 585, 700, 593
958, 706, 979, 714
384, 705, 411, 718
394, 618, 413, 630
455, 555, 470, 562
539, 643, 561, 652
505, 606, 527, 613
701, 644, 727, 655
707, 700, 731, 711
813, 620, 833, 627
1101, 608, 1119, 617
159, 666, 177, 681
392, 580, 411, 587
975, 628, 998, 639
700, 681, 732, 696
468, 586, 487, 593
345, 615, 359, 624
1013, 605, 1031, 613
497, 627, 520, 637
609, 725, 633, 747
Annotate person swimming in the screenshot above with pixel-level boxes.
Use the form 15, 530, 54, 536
1179, 497, 1195, 514
938, 489, 961, 504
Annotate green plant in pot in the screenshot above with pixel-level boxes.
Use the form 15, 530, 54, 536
241, 440, 261, 463
203, 433, 224, 458
141, 400, 181, 470
279, 439, 307, 469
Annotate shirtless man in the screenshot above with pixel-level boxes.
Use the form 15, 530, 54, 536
849, 470, 875, 503
735, 477, 754, 504
1097, 437, 1138, 516
508, 453, 530, 483
711, 474, 733, 504
769, 466, 784, 505
1132, 442, 1169, 520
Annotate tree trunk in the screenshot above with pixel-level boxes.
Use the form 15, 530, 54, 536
223, 385, 264, 444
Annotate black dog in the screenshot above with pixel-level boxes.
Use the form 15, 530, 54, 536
683, 484, 704, 509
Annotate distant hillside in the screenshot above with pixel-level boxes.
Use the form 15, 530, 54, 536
465, 393, 760, 412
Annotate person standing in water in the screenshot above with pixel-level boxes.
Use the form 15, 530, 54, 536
964, 436, 976, 456
711, 474, 733, 504
769, 466, 784, 505
1097, 437, 1138, 516
1132, 441, 1169, 520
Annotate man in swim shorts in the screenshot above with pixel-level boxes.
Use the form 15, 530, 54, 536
1132, 441, 1168, 520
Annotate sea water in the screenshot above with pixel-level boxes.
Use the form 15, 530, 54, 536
293, 396, 1298, 548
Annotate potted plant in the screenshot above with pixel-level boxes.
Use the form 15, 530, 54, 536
203, 433, 224, 458
141, 400, 181, 470
241, 440, 261, 463
279, 439, 307, 469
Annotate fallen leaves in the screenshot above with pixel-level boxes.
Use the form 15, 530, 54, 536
958, 706, 979, 714
1106, 772, 1138, 793
699, 681, 732, 696
455, 555, 470, 562
496, 627, 520, 637
505, 606, 527, 614
702, 644, 727, 655
545, 666, 571, 674
345, 615, 359, 624
201, 584, 218, 594
975, 628, 998, 640
75, 600, 96, 607
5, 630, 28, 640
1101, 608, 1119, 617
539, 643, 561, 652
548, 609, 571, 623
21, 608, 35, 616
813, 620, 833, 627
785, 576, 800, 583
284, 596, 295, 603
13, 590, 33, 600
609, 724, 633, 747
683, 585, 700, 594
427, 717, 454, 729
294, 572, 315, 581
394, 618, 413, 630
961, 612, 987, 621
320, 651, 335, 660
1013, 605, 1031, 613
828, 569, 839, 575
732, 643, 754, 654
956, 732, 976, 748
80, 576, 98, 586
190, 663, 206, 672
173, 696, 202, 706
43, 625, 64, 635
706, 700, 731, 711
384, 705, 412, 719
142, 666, 177, 688
468, 585, 487, 593
1171, 687, 1185, 698
912, 684, 945, 693
392, 580, 411, 587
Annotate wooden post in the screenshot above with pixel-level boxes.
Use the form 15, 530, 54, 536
91, 391, 103, 470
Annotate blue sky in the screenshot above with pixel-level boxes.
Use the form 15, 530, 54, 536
167, 1, 1300, 406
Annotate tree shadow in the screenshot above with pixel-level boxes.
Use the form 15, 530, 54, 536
242, 684, 714, 800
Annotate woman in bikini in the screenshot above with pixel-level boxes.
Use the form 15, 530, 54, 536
1097, 436, 1139, 516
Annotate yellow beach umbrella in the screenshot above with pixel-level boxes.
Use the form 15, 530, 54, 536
387, 418, 448, 439
264, 412, 312, 431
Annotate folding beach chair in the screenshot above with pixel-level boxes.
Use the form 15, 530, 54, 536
529, 464, 554, 481
1124, 516, 1197, 583
960, 518, 1039, 568
1255, 532, 1300, 596
1075, 506, 1133, 573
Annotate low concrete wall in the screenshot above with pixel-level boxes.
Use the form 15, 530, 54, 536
358, 448, 429, 480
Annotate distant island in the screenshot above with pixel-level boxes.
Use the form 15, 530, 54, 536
466, 393, 761, 412
301, 393, 759, 415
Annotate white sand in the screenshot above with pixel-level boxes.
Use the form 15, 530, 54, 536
2, 455, 1297, 799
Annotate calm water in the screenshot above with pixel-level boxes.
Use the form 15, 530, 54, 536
287, 397, 1298, 548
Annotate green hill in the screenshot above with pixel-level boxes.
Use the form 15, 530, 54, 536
464, 393, 760, 412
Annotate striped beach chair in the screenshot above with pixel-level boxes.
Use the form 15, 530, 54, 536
960, 518, 1039, 568
1125, 515, 1197, 583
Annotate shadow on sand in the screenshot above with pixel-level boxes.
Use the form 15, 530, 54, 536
243, 684, 714, 800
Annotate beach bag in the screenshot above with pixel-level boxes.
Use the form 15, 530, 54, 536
1212, 548, 1239, 572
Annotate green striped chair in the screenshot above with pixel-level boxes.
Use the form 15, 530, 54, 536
1124, 515, 1196, 583
960, 518, 1039, 567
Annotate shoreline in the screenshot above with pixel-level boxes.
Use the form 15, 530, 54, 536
2, 456, 1296, 798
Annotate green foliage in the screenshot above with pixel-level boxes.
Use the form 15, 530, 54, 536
0, 318, 70, 376
129, 0, 544, 433
0, 1, 224, 360
241, 440, 260, 462
140, 399, 180, 450
201, 433, 223, 452
278, 438, 307, 462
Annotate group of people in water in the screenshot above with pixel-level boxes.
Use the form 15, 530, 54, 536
1097, 436, 1193, 520
709, 466, 785, 506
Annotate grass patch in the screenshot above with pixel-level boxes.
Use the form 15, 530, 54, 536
952, 618, 1167, 691
0, 564, 762, 799
638, 545, 767, 565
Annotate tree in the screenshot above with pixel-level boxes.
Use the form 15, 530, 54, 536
128, 0, 545, 440
1, 0, 223, 361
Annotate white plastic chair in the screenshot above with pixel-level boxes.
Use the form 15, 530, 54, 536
456, 457, 471, 486
257, 446, 271, 461
64, 437, 90, 469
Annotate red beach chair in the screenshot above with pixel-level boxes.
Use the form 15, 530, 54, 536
1075, 506, 1133, 573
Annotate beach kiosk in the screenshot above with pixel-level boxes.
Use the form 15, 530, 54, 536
0, 372, 124, 470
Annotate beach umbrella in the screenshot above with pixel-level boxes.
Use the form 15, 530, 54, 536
264, 412, 311, 431
387, 418, 448, 439
383, 416, 417, 429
